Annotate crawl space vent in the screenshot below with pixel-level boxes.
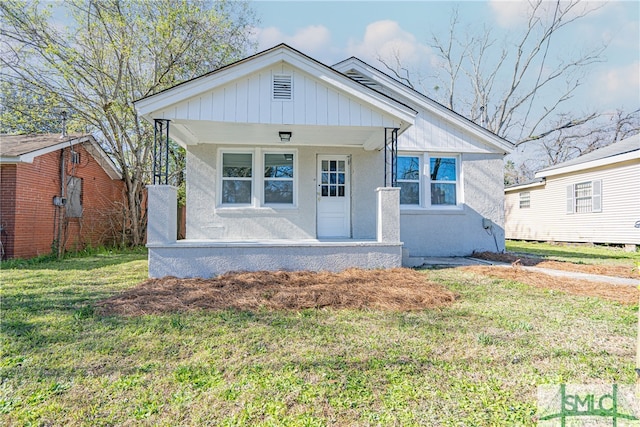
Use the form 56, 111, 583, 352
273, 74, 293, 100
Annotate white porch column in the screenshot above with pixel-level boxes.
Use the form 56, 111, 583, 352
147, 185, 177, 244
376, 187, 401, 243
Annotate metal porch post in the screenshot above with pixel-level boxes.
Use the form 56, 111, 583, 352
384, 127, 399, 187
153, 119, 170, 185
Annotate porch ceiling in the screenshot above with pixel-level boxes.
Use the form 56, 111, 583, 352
170, 120, 391, 151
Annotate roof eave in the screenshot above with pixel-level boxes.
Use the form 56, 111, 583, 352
535, 150, 640, 178
332, 57, 514, 154
134, 44, 418, 129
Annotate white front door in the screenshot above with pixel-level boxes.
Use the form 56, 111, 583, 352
317, 155, 350, 238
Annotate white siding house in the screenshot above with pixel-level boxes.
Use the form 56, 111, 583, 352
505, 134, 640, 247
135, 45, 514, 278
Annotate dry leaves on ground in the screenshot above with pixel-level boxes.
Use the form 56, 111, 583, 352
95, 268, 459, 316
461, 265, 638, 305
472, 251, 637, 279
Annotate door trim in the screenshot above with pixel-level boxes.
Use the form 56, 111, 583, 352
316, 155, 351, 238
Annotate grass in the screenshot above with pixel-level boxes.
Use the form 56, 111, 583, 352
1, 245, 637, 426
506, 240, 639, 266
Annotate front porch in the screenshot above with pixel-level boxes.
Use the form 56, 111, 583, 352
148, 185, 402, 278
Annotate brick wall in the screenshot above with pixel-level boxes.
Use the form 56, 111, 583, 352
1, 142, 126, 259
0, 165, 17, 258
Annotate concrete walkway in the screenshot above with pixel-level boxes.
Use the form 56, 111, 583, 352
417, 257, 639, 287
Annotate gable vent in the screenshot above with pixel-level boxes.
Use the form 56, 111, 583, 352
273, 74, 293, 100
345, 70, 381, 90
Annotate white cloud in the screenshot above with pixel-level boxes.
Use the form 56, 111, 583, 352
253, 25, 332, 59
488, 0, 606, 29
346, 20, 432, 69
593, 61, 640, 108
488, 0, 530, 28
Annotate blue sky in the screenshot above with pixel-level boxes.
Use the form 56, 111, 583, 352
251, 0, 640, 114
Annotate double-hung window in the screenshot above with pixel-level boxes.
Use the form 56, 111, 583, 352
397, 156, 420, 205
264, 153, 294, 204
519, 192, 531, 209
397, 153, 460, 209
220, 150, 296, 207
567, 180, 601, 214
429, 156, 458, 206
221, 153, 253, 204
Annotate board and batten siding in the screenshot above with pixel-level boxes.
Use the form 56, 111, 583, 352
505, 159, 640, 245
154, 64, 399, 129
398, 106, 499, 154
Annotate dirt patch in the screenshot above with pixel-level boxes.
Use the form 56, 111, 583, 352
472, 251, 637, 279
95, 268, 459, 316
461, 265, 638, 305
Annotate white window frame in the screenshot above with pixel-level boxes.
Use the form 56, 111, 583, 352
519, 191, 531, 209
397, 152, 463, 211
397, 154, 421, 206
426, 154, 461, 210
566, 180, 602, 214
262, 149, 298, 208
218, 148, 298, 209
219, 149, 255, 207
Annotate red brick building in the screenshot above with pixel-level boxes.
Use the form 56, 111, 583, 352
0, 134, 125, 259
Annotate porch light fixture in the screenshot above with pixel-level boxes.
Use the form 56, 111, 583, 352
279, 131, 292, 142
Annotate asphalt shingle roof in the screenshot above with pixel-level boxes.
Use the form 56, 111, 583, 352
0, 134, 86, 157
539, 133, 639, 173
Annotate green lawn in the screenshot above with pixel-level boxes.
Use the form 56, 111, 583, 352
506, 240, 639, 266
1, 246, 636, 426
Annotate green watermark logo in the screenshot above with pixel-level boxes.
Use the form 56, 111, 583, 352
537, 384, 640, 426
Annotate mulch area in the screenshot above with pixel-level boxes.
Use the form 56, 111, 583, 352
472, 251, 637, 279
460, 265, 638, 305
95, 268, 459, 316
95, 254, 639, 315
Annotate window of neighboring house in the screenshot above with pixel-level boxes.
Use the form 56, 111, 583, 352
264, 153, 294, 204
397, 156, 421, 205
566, 180, 602, 214
429, 156, 458, 206
519, 191, 531, 208
66, 176, 83, 217
221, 152, 253, 204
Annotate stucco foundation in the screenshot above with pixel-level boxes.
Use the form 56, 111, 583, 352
148, 240, 402, 278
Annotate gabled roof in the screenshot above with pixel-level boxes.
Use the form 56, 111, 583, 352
0, 134, 122, 180
332, 56, 515, 154
504, 178, 545, 192
535, 133, 640, 178
134, 43, 417, 126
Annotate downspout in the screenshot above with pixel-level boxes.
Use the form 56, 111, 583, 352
56, 147, 66, 259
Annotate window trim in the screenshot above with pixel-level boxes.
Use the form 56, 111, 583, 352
397, 152, 462, 211
217, 147, 298, 209
566, 180, 602, 214
397, 154, 421, 206
262, 149, 298, 207
519, 191, 531, 209
219, 150, 254, 207
426, 153, 461, 210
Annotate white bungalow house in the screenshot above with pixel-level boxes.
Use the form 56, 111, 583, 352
134, 44, 514, 278
505, 134, 640, 249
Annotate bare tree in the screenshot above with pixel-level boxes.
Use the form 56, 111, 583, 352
1, 0, 257, 246
378, 0, 640, 179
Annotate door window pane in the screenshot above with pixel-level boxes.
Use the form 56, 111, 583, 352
320, 158, 346, 198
